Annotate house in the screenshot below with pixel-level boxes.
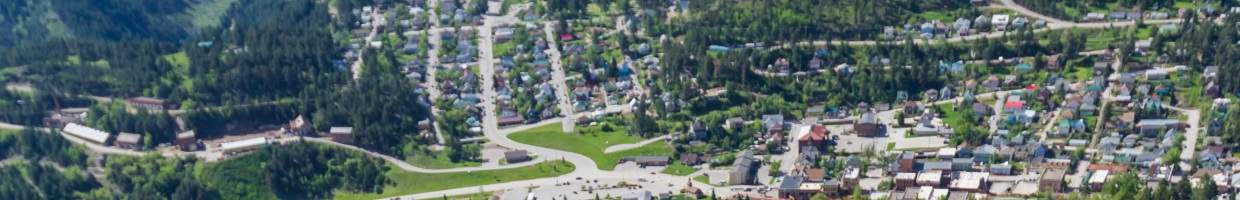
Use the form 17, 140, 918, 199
115, 133, 142, 149
1047, 54, 1062, 70
127, 97, 174, 110
990, 163, 1013, 175
1137, 119, 1185, 137
62, 123, 112, 145
689, 120, 709, 141
729, 150, 757, 185
924, 161, 952, 171
1040, 169, 1067, 192
725, 117, 745, 130
1088, 170, 1110, 192
1145, 68, 1168, 80
854, 113, 882, 137
680, 153, 701, 165
899, 152, 918, 172
505, 150, 531, 163
498, 111, 525, 126
974, 145, 997, 163
1083, 12, 1106, 21
329, 127, 354, 144
495, 27, 514, 41
175, 131, 196, 151
917, 170, 945, 186
992, 14, 1010, 31
896, 172, 919, 189
763, 114, 786, 135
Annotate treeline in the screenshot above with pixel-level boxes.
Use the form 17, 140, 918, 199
264, 141, 390, 199
0, 129, 90, 167
47, 0, 194, 42
0, 129, 106, 200
1015, 0, 1178, 21
182, 102, 299, 138
0, 162, 107, 200
0, 0, 204, 47
102, 141, 390, 200
182, 0, 346, 105
2, 0, 346, 107
0, 89, 91, 126
301, 43, 432, 158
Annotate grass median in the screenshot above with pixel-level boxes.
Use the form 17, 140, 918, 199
508, 123, 672, 170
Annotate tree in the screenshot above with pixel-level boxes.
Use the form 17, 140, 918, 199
1194, 175, 1219, 200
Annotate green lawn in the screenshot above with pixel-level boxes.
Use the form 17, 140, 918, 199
162, 52, 190, 68
196, 153, 278, 200
586, 4, 606, 17
508, 124, 673, 170
1070, 66, 1094, 81
918, 11, 955, 22
335, 160, 575, 200
444, 192, 494, 200
938, 104, 972, 130
661, 162, 698, 176
406, 150, 482, 169
693, 174, 715, 186
493, 40, 518, 56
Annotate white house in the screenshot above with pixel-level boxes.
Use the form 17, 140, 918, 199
992, 14, 1011, 31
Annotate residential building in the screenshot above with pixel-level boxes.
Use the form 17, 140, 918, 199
329, 127, 354, 144
115, 132, 142, 149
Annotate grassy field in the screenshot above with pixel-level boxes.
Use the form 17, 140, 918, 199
444, 192, 494, 200
661, 162, 698, 176
335, 160, 575, 200
196, 153, 278, 200
937, 104, 973, 131
182, 0, 238, 29
508, 124, 673, 170
693, 174, 715, 186
406, 150, 482, 169
493, 40, 518, 56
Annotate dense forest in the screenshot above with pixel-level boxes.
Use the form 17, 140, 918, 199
0, 0, 221, 47
103, 141, 389, 200
0, 129, 104, 199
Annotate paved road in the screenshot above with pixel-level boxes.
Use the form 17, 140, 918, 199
352, 8, 385, 80
543, 21, 578, 133
997, 0, 1070, 24
602, 135, 668, 153
1163, 103, 1201, 169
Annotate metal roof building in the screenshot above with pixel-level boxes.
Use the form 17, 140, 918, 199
62, 123, 111, 144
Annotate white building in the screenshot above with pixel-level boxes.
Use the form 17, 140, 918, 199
220, 137, 270, 154
62, 123, 111, 144
992, 14, 1011, 31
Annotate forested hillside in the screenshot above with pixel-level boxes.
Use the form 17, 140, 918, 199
0, 0, 236, 47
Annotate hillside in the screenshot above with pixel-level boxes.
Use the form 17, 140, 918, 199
0, 0, 236, 47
